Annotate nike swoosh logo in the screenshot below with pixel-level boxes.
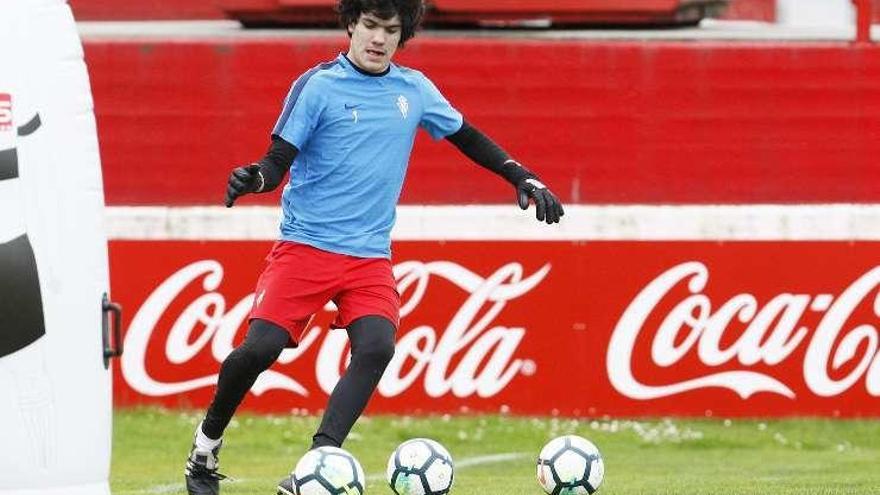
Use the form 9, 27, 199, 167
344, 103, 361, 109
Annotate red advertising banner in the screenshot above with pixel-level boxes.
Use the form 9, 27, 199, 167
111, 240, 880, 417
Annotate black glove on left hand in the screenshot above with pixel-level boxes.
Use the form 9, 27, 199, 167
517, 177, 564, 224
224, 163, 263, 208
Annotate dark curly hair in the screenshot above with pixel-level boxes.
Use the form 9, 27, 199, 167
337, 0, 425, 47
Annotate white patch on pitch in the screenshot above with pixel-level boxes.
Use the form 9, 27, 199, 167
142, 477, 246, 494
141, 482, 183, 494
367, 451, 530, 481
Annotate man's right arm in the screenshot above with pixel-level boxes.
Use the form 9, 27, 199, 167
446, 121, 564, 224
224, 135, 298, 207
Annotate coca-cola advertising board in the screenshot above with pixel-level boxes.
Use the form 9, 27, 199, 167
110, 221, 880, 417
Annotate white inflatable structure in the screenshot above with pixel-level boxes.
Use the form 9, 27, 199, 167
0, 1, 117, 494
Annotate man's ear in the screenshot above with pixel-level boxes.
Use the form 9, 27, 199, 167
347, 21, 356, 35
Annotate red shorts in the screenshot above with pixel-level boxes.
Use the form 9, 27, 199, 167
249, 240, 400, 346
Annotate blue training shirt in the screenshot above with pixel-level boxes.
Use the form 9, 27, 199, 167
272, 53, 463, 258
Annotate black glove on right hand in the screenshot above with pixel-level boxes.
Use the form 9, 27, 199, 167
517, 177, 565, 224
224, 163, 263, 208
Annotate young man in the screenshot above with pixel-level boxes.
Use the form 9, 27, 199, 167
184, 0, 564, 493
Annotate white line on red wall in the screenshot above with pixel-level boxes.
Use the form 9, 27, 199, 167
105, 204, 880, 241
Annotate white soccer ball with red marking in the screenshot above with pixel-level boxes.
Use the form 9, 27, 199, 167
386, 438, 454, 495
291, 446, 365, 495
536, 435, 604, 494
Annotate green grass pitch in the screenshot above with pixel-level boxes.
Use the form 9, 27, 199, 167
112, 407, 880, 494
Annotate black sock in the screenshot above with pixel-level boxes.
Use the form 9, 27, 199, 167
311, 316, 395, 448
201, 319, 289, 440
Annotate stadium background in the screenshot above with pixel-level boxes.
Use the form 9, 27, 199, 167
73, 0, 880, 419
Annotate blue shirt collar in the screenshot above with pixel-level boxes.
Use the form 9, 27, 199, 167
338, 53, 392, 78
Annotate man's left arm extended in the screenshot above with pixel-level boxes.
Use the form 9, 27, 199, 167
445, 120, 564, 224
224, 135, 298, 207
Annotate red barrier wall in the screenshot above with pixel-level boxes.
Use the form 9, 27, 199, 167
85, 37, 880, 206
92, 32, 880, 418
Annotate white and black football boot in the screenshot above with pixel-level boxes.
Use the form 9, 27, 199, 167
185, 441, 227, 495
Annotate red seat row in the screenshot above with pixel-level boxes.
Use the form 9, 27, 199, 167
71, 0, 776, 26
220, 0, 731, 27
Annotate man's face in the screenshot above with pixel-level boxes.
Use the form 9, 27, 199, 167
347, 13, 402, 74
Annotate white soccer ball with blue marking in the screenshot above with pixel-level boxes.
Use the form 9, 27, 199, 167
291, 446, 365, 495
536, 435, 604, 494
386, 438, 454, 495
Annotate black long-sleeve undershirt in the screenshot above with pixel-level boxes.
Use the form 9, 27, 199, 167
445, 120, 536, 185
255, 135, 298, 192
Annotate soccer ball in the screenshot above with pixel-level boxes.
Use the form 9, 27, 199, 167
536, 435, 604, 495
386, 438, 454, 495
290, 446, 365, 495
